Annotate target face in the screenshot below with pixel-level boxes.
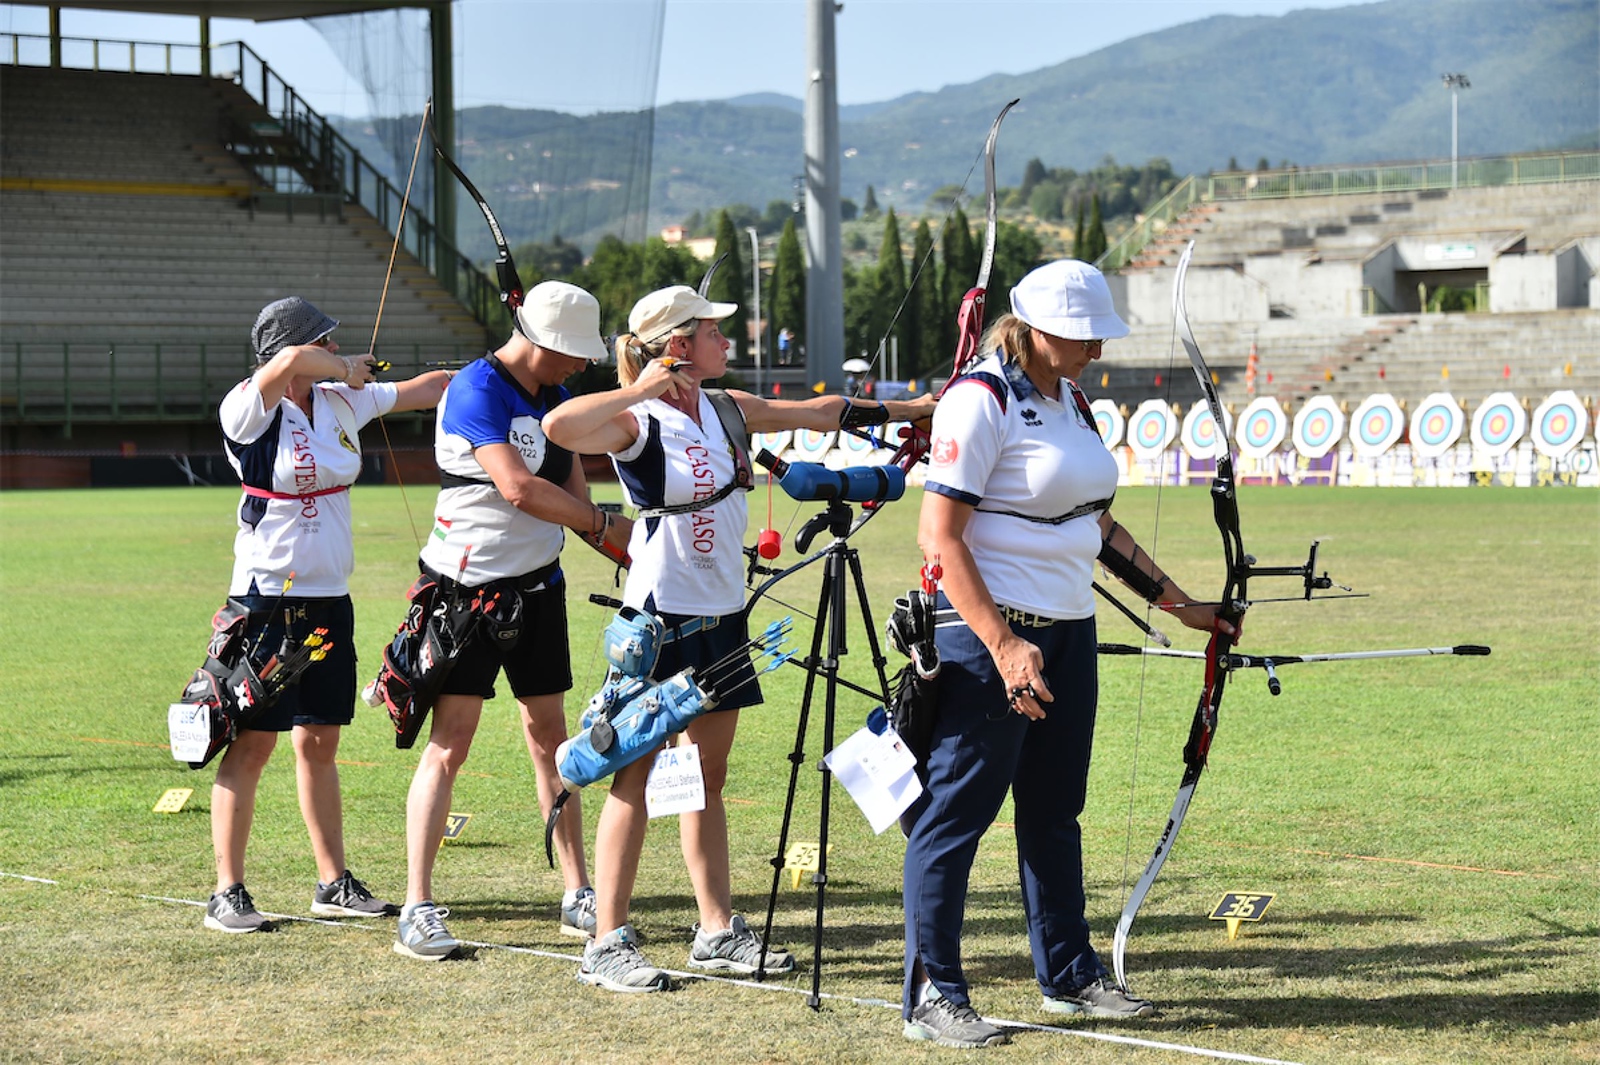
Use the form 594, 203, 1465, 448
1127, 400, 1176, 458
1236, 397, 1287, 459
1470, 391, 1526, 457
1351, 394, 1404, 457
1292, 396, 1345, 459
751, 430, 793, 462
1530, 390, 1589, 458
1181, 402, 1229, 460
837, 427, 874, 456
1090, 399, 1124, 449
1408, 392, 1463, 459
791, 428, 837, 460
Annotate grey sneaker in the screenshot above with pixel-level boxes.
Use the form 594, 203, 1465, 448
1042, 976, 1155, 1018
904, 985, 1009, 1048
559, 886, 597, 938
578, 925, 670, 993
312, 870, 399, 917
689, 913, 794, 975
393, 902, 461, 961
205, 883, 270, 934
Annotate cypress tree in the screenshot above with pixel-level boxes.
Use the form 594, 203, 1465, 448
708, 210, 748, 357
907, 218, 937, 380
1087, 194, 1107, 263
771, 216, 806, 362
873, 207, 907, 376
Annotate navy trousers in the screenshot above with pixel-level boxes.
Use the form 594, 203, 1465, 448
901, 611, 1107, 1016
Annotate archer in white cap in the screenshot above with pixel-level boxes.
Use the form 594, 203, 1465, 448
543, 283, 937, 992
901, 260, 1231, 1042
389, 279, 628, 960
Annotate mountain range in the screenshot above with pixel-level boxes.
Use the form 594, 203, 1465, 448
346, 0, 1598, 258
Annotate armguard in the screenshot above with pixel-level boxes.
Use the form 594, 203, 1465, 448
840, 400, 890, 430
1097, 538, 1167, 604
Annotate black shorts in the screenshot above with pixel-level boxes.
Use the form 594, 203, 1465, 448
437, 565, 573, 701
645, 601, 761, 713
235, 591, 357, 732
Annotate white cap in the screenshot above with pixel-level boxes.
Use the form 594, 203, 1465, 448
515, 281, 609, 361
628, 285, 737, 343
1009, 259, 1129, 341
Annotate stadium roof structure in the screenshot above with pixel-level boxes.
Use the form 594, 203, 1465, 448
33, 1, 442, 19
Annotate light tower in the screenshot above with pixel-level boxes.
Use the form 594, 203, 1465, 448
1441, 73, 1470, 188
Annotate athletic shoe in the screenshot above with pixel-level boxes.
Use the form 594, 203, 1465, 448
559, 886, 597, 938
578, 925, 670, 993
393, 901, 461, 961
903, 985, 1009, 1048
1042, 977, 1156, 1018
688, 913, 795, 975
311, 870, 400, 917
204, 883, 270, 934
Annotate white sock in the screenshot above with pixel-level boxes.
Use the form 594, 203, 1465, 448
562, 886, 592, 907
917, 979, 938, 1006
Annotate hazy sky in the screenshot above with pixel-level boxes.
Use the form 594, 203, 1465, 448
1, 0, 1368, 117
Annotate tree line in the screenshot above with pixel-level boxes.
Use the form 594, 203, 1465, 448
508, 155, 1177, 390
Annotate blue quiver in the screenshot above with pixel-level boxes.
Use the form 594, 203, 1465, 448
545, 669, 714, 867
555, 669, 712, 792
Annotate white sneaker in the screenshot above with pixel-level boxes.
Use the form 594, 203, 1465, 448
393, 901, 461, 961
689, 913, 794, 975
578, 925, 670, 993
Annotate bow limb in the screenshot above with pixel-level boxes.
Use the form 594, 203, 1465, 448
943, 98, 1019, 394
427, 113, 526, 322
1112, 241, 1248, 991
366, 101, 434, 549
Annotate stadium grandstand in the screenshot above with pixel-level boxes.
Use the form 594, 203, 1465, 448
1086, 159, 1600, 417
1, 3, 1595, 488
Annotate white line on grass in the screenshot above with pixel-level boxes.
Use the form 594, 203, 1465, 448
21, 874, 1304, 1065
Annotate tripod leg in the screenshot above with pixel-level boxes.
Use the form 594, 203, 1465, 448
845, 546, 895, 703
759, 551, 835, 991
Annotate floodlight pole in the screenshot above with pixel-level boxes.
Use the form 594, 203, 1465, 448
1441, 73, 1470, 188
748, 225, 763, 397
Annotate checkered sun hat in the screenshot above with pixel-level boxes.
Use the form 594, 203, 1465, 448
251, 297, 339, 362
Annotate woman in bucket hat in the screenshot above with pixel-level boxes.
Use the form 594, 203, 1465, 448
897, 260, 1233, 1046
391, 281, 631, 960
543, 284, 937, 992
203, 296, 451, 934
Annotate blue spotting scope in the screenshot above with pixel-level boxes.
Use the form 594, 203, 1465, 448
755, 448, 905, 504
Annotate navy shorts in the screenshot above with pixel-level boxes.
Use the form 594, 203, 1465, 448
235, 591, 357, 732
437, 566, 573, 701
645, 600, 761, 713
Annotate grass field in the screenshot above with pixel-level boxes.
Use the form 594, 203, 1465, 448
0, 483, 1595, 1064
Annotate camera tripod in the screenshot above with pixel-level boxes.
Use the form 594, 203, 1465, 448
746, 497, 895, 1009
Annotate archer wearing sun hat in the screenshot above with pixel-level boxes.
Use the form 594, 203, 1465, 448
200, 297, 452, 936
542, 282, 937, 994
898, 260, 1229, 1047
387, 278, 629, 962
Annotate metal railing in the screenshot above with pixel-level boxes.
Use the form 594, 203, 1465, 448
1098, 149, 1600, 273
1096, 175, 1200, 272
1, 341, 481, 436
1, 32, 509, 338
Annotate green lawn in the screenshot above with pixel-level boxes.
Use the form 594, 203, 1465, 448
0, 484, 1594, 1064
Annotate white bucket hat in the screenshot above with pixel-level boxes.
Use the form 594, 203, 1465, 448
1009, 259, 1129, 341
515, 281, 610, 361
628, 285, 737, 344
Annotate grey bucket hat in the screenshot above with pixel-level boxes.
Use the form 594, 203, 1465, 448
251, 297, 339, 362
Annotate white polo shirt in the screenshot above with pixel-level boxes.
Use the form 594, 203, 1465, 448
924, 353, 1118, 620
220, 376, 398, 597
612, 393, 749, 617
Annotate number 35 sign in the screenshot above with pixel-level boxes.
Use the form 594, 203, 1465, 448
1209, 891, 1277, 941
